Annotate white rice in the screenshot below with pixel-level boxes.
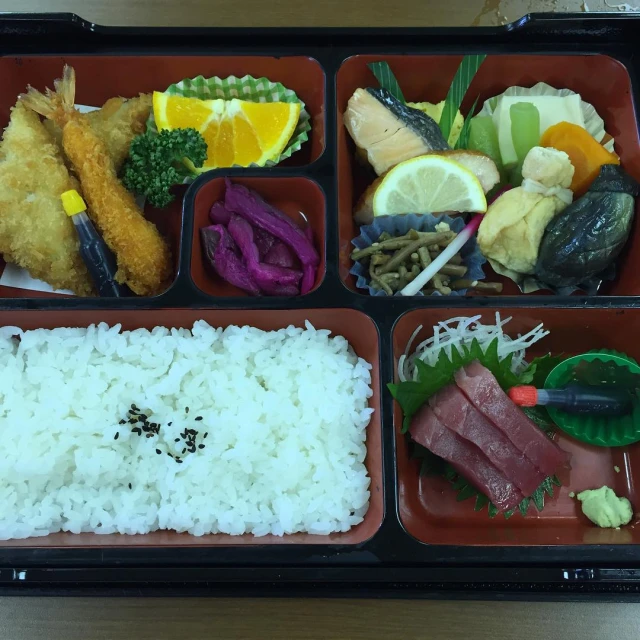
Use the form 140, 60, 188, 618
0, 321, 373, 540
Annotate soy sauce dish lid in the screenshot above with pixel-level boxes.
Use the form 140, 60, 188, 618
545, 350, 640, 447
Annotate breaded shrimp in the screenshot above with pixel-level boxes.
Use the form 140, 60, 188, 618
44, 93, 152, 170
0, 101, 94, 296
20, 66, 172, 297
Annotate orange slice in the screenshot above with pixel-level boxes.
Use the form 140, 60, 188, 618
152, 93, 301, 171
153, 92, 214, 131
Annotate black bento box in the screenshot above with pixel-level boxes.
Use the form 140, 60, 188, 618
2, 11, 640, 599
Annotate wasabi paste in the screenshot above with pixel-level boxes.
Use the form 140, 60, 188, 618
577, 486, 633, 528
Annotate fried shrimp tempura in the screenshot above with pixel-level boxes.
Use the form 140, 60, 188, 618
21, 66, 172, 297
44, 93, 152, 170
0, 101, 94, 296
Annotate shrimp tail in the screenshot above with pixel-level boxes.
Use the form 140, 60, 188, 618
19, 64, 76, 126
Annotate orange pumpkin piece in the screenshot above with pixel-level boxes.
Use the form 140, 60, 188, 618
540, 121, 620, 196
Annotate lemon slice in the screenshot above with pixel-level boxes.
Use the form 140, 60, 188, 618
372, 155, 487, 216
152, 93, 301, 171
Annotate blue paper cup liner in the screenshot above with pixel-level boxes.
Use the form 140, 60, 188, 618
350, 214, 486, 297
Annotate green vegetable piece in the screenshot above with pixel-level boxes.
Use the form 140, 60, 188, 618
509, 102, 540, 186
510, 102, 541, 162
367, 62, 405, 103
468, 116, 503, 171
122, 128, 208, 208
439, 54, 486, 144
577, 486, 633, 528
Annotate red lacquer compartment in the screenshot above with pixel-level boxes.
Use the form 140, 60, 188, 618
0, 54, 325, 300
337, 54, 640, 296
0, 307, 382, 547
190, 176, 326, 297
393, 307, 640, 546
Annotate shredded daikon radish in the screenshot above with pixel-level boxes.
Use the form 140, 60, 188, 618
398, 313, 549, 382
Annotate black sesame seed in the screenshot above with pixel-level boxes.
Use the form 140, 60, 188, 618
182, 448, 186, 454
185, 407, 190, 414
131, 404, 138, 411
156, 449, 161, 455
167, 452, 173, 458
132, 427, 142, 435
114, 432, 119, 440
204, 433, 208, 438
195, 416, 203, 422
128, 483, 132, 489
174, 438, 180, 443
176, 459, 183, 464
139, 414, 147, 421
119, 420, 126, 425
146, 433, 153, 439
198, 444, 205, 450
168, 422, 172, 426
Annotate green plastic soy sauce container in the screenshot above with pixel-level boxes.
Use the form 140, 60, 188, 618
544, 350, 640, 447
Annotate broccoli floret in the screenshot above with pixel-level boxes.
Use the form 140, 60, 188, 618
122, 128, 207, 208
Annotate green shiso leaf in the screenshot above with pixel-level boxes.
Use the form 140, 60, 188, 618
388, 337, 520, 427
394, 339, 564, 518
523, 353, 566, 387
439, 54, 486, 144
367, 62, 405, 103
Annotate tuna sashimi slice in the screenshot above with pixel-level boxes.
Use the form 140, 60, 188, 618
455, 362, 569, 477
410, 403, 524, 513
429, 385, 546, 496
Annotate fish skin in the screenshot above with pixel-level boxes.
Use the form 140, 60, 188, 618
344, 87, 449, 176
369, 88, 449, 151
0, 101, 94, 296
